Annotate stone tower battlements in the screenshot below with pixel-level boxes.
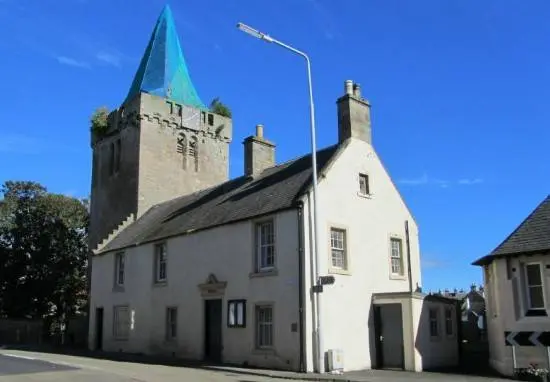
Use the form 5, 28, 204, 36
89, 5, 232, 251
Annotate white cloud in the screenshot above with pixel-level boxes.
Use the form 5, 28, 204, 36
399, 174, 484, 188
96, 51, 122, 67
398, 173, 429, 185
55, 55, 91, 69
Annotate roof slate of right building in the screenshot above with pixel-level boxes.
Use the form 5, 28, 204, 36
473, 195, 550, 266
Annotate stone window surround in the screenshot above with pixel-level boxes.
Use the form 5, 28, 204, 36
113, 305, 130, 341
523, 261, 547, 314
428, 306, 440, 340
227, 299, 246, 328
113, 251, 125, 290
327, 223, 351, 276
250, 216, 278, 278
388, 234, 406, 280
254, 302, 275, 351
358, 173, 370, 196
153, 242, 168, 285
165, 306, 178, 341
444, 306, 455, 337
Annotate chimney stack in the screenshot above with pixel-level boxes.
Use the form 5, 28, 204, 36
337, 79, 372, 145
243, 124, 275, 177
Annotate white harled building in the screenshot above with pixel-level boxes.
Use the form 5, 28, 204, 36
88, 4, 459, 374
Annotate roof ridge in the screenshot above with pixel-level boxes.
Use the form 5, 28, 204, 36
259, 143, 340, 173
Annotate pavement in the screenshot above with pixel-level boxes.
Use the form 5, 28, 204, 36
0, 349, 511, 382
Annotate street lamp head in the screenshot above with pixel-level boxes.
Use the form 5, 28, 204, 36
237, 22, 274, 42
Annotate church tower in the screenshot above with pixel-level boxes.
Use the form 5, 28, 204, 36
89, 5, 232, 252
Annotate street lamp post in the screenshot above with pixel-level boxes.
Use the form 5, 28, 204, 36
237, 22, 324, 374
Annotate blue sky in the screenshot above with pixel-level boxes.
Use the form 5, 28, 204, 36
1, 0, 549, 292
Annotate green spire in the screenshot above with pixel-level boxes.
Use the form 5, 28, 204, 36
125, 4, 205, 109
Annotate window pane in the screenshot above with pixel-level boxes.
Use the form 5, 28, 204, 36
529, 286, 545, 309
526, 264, 542, 286
237, 302, 244, 326
332, 249, 345, 268
391, 258, 401, 274
229, 303, 235, 326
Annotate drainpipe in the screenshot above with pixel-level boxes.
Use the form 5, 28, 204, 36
297, 203, 306, 372
405, 220, 413, 293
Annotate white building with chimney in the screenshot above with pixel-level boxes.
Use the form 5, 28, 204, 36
88, 4, 459, 374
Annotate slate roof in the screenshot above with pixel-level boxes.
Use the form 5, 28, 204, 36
473, 195, 550, 266
98, 143, 344, 254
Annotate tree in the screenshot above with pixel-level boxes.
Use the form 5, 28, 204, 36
209, 97, 232, 118
0, 181, 88, 323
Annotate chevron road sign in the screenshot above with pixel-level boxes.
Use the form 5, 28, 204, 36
505, 331, 550, 346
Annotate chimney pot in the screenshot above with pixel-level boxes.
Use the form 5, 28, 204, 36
344, 80, 353, 96
256, 124, 264, 138
353, 83, 361, 98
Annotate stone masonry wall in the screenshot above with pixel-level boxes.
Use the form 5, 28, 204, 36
137, 93, 232, 215
89, 96, 141, 251
89, 92, 233, 251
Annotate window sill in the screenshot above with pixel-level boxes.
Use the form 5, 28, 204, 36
113, 285, 125, 293
357, 192, 373, 199
249, 269, 278, 278
113, 337, 129, 342
153, 281, 168, 287
328, 268, 351, 276
389, 274, 407, 281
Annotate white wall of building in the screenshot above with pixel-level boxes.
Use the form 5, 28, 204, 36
301, 138, 423, 372
89, 209, 302, 370
484, 254, 550, 376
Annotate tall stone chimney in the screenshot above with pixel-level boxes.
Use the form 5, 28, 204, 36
243, 124, 275, 176
337, 80, 372, 144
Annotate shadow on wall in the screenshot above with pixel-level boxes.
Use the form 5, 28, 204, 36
367, 303, 377, 369
414, 297, 460, 372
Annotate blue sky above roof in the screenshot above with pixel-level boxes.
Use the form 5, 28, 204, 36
125, 4, 205, 108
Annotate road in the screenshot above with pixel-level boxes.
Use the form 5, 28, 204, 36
0, 351, 297, 382
0, 350, 509, 382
